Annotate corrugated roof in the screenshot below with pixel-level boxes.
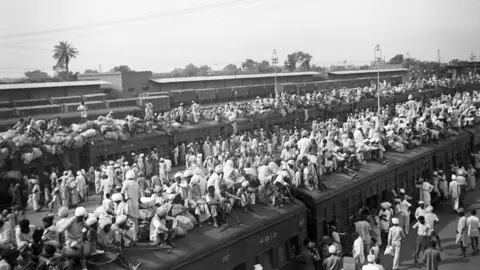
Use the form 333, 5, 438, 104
78, 72, 121, 77
328, 68, 409, 75
0, 80, 110, 91
150, 72, 319, 84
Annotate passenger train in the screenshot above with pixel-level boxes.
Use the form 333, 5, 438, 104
2, 83, 480, 270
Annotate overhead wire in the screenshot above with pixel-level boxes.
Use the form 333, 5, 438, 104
0, 0, 267, 42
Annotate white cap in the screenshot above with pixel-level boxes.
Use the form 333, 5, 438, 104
392, 217, 399, 225
367, 254, 376, 263
328, 245, 337, 254
418, 201, 424, 205
75, 207, 87, 217
399, 188, 405, 194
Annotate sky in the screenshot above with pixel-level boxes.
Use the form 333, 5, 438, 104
0, 0, 479, 78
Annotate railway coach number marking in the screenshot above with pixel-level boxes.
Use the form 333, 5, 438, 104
222, 254, 230, 263
260, 232, 277, 244
121, 143, 135, 149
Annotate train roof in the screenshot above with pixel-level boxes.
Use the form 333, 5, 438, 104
296, 132, 469, 206
171, 118, 252, 133
119, 202, 307, 270
0, 80, 110, 91
149, 72, 319, 84
91, 131, 169, 147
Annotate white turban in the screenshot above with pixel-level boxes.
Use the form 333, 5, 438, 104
125, 170, 135, 180
75, 207, 87, 217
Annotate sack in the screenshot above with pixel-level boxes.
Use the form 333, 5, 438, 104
139, 209, 155, 221
0, 129, 17, 140
73, 135, 86, 149
50, 135, 65, 144
173, 226, 187, 237
0, 147, 9, 158
80, 129, 97, 138
384, 245, 394, 256
176, 216, 191, 228
21, 152, 35, 164
63, 136, 75, 148
70, 123, 87, 133
117, 132, 130, 142
104, 132, 118, 140
32, 147, 43, 159
44, 145, 56, 155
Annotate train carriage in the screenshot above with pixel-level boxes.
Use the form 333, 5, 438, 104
86, 131, 171, 167
111, 203, 308, 270
294, 131, 471, 253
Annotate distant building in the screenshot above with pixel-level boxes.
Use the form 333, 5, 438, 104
445, 62, 480, 77
0, 80, 110, 101
149, 72, 319, 91
78, 71, 153, 95
327, 68, 410, 84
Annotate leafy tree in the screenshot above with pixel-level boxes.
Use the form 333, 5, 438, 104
171, 68, 184, 77
284, 51, 313, 71
52, 41, 79, 81
389, 54, 404, 64
359, 65, 370, 70
311, 64, 327, 72
182, 63, 199, 77
223, 64, 239, 74
84, 69, 99, 74
197, 65, 211, 76
24, 70, 50, 81
54, 71, 79, 81
257, 60, 274, 73
241, 59, 258, 72
110, 65, 132, 73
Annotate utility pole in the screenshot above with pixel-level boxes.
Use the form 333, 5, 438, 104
437, 49, 441, 63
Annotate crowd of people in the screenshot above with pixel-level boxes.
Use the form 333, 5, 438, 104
0, 73, 480, 270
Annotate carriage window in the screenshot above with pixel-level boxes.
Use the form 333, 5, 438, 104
278, 244, 287, 265
258, 249, 274, 270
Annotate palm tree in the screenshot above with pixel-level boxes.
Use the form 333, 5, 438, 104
53, 41, 79, 81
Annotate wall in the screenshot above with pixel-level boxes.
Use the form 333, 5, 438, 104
122, 71, 153, 95
78, 73, 123, 91
4, 85, 104, 100
204, 80, 225, 89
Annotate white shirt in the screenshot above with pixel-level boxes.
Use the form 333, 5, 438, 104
297, 137, 311, 155
467, 215, 480, 237
415, 207, 427, 220
379, 209, 391, 231
425, 212, 439, 231
413, 222, 431, 236
353, 237, 365, 263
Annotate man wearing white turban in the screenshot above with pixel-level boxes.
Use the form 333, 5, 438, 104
76, 171, 86, 202
388, 218, 405, 270
121, 170, 141, 242
150, 206, 177, 247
